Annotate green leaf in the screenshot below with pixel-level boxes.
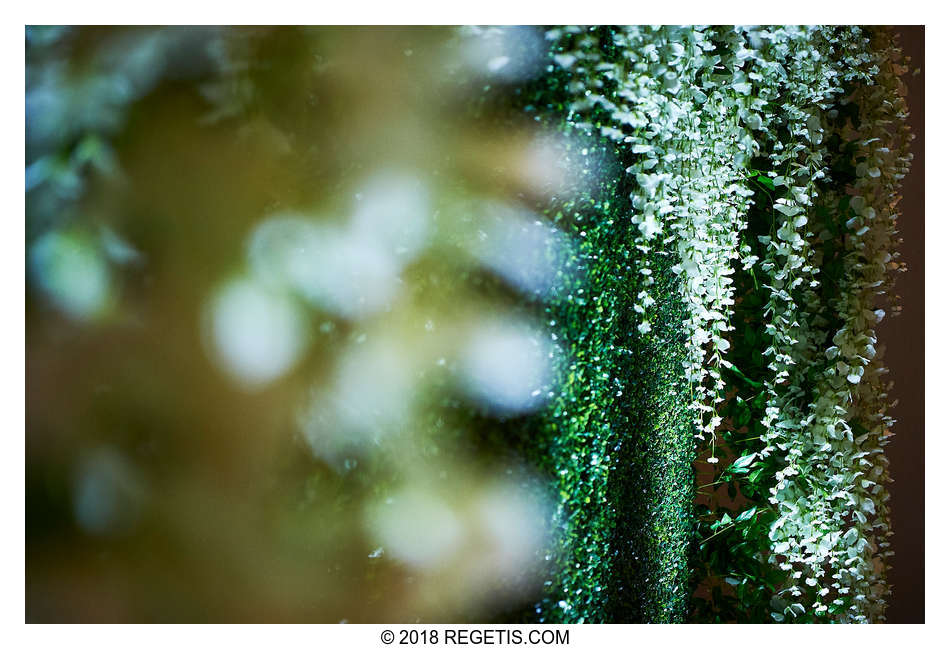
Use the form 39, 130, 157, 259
725, 364, 762, 388
733, 453, 758, 469
736, 506, 757, 522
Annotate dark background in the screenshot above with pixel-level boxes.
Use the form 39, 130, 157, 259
879, 25, 925, 624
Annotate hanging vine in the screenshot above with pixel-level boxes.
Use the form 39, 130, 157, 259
510, 25, 914, 623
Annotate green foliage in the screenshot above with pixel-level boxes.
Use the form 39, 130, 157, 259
500, 25, 912, 624
530, 175, 698, 623
687, 26, 912, 623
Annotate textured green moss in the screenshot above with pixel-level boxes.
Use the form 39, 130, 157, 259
530, 152, 696, 623
498, 62, 698, 623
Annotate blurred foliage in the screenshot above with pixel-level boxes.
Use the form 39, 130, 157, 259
27, 25, 576, 622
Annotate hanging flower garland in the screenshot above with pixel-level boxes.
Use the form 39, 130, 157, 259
531, 25, 912, 623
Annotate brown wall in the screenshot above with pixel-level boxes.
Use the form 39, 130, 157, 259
878, 25, 925, 624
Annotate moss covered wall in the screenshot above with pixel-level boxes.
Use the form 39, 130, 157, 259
498, 57, 699, 623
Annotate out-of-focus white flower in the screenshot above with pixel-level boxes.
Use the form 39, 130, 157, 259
299, 338, 413, 466
459, 319, 555, 414
30, 229, 112, 321
459, 26, 546, 81
365, 488, 465, 570
207, 277, 309, 388
469, 203, 574, 298
351, 171, 431, 264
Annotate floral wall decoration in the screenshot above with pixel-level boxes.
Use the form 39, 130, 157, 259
26, 25, 917, 624
506, 25, 914, 623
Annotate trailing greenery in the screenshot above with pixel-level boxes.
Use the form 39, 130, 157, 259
507, 26, 912, 624
689, 27, 912, 624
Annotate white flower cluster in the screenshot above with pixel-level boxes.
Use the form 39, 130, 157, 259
547, 26, 912, 622
548, 26, 757, 441
758, 28, 913, 623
